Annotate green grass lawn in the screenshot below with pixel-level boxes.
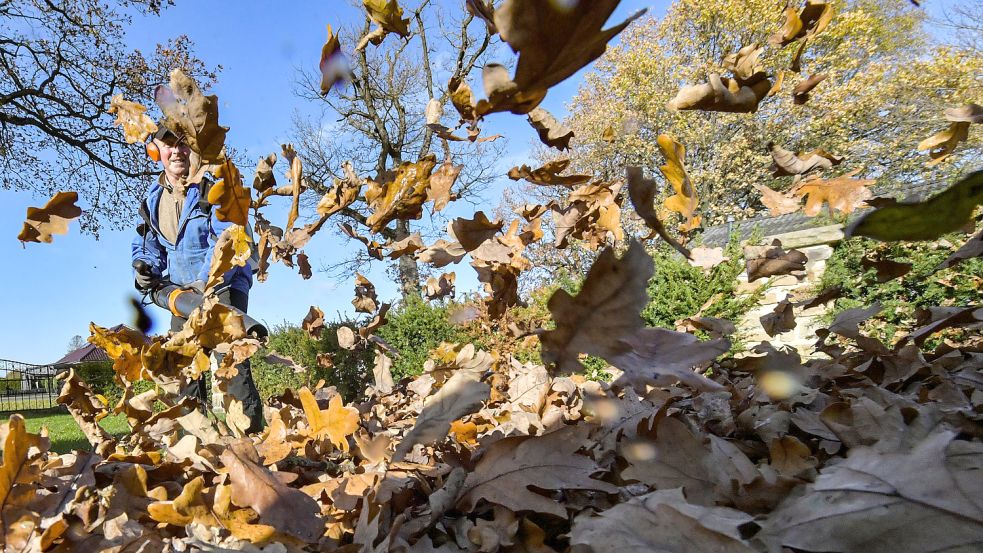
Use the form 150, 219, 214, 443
11, 409, 130, 454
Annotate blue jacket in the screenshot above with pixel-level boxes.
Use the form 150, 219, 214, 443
131, 177, 252, 294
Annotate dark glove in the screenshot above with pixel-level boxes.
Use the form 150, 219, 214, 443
135, 272, 156, 291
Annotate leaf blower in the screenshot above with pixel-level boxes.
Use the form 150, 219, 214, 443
133, 260, 268, 339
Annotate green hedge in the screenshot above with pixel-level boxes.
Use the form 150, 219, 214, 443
820, 233, 983, 343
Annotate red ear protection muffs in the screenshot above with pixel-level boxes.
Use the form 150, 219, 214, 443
146, 141, 161, 162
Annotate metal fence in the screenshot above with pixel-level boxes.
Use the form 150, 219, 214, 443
0, 358, 62, 413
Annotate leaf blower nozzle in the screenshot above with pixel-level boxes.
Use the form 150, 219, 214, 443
133, 261, 268, 339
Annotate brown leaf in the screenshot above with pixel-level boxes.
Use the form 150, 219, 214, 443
154, 69, 228, 163
358, 0, 411, 51
417, 239, 467, 268
57, 369, 116, 455
793, 170, 874, 216
861, 256, 913, 283
209, 159, 251, 226
302, 306, 325, 339
300, 388, 360, 451
352, 273, 379, 314
760, 432, 983, 553
792, 73, 826, 104
918, 122, 971, 167
424, 272, 456, 301
385, 232, 425, 259
667, 72, 772, 113
935, 229, 983, 272
475, 1, 645, 116
769, 436, 817, 477
769, 142, 842, 177
18, 191, 82, 244
365, 155, 437, 232
108, 95, 157, 143
393, 369, 490, 461
428, 160, 463, 212
658, 135, 701, 233
752, 183, 801, 216
526, 107, 574, 150
760, 299, 797, 337
625, 166, 691, 258
744, 240, 807, 282
204, 225, 251, 294
944, 103, 983, 123
221, 441, 325, 542
316, 164, 363, 218
339, 223, 384, 260
449, 211, 503, 251
0, 415, 47, 510
465, 0, 497, 34
297, 251, 312, 279
572, 488, 756, 553
458, 425, 617, 518
540, 240, 726, 390
372, 350, 395, 395
252, 153, 277, 192
319, 24, 347, 94
508, 159, 591, 187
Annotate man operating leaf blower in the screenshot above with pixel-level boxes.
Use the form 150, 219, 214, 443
131, 124, 265, 433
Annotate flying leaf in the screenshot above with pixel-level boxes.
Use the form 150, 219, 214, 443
475, 1, 646, 115
667, 46, 772, 113
302, 306, 325, 339
792, 73, 826, 104
944, 103, 983, 123
393, 369, 490, 461
861, 256, 913, 283
416, 239, 467, 268
252, 153, 277, 192
918, 122, 970, 167
508, 159, 591, 187
352, 273, 378, 313
299, 388, 360, 452
424, 272, 456, 300
365, 155, 437, 232
359, 0, 411, 51
108, 95, 158, 143
205, 225, 251, 294
688, 247, 728, 270
465, 0, 496, 33
657, 135, 701, 233
793, 170, 874, 216
17, 191, 82, 244
340, 223, 384, 260
752, 183, 801, 216
540, 240, 726, 390
449, 211, 503, 251
935, 229, 983, 272
625, 166, 691, 258
769, 0, 834, 71
427, 160, 463, 212
316, 163, 363, 218
760, 299, 797, 337
769, 142, 843, 177
847, 170, 983, 241
319, 24, 348, 94
384, 232, 424, 259
526, 107, 574, 150
209, 159, 251, 226
154, 69, 228, 163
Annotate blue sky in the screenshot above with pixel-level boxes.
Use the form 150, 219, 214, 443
0, 0, 660, 364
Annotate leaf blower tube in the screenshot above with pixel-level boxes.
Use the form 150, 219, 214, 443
133, 260, 268, 339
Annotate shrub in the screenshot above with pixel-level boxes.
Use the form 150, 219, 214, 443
376, 296, 471, 379
819, 233, 983, 344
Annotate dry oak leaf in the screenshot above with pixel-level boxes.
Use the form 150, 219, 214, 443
449, 211, 503, 252
793, 170, 874, 216
221, 440, 325, 543
302, 305, 325, 339
428, 160, 464, 212
365, 154, 437, 232
760, 299, 797, 337
154, 69, 228, 163
299, 387, 360, 452
316, 174, 362, 219
252, 152, 277, 192
209, 159, 251, 226
384, 232, 425, 260
760, 432, 983, 553
319, 24, 347, 94
108, 94, 157, 143
666, 70, 771, 113
466, 0, 496, 34
688, 247, 728, 270
769, 141, 843, 177
57, 369, 116, 454
658, 134, 701, 233
205, 224, 251, 294
477, 0, 645, 116
17, 191, 82, 244
540, 240, 726, 391
457, 424, 618, 518
339, 222, 384, 260
425, 272, 456, 301
861, 255, 913, 283
745, 240, 807, 282
770, 0, 833, 46
945, 103, 983, 123
352, 272, 379, 314
508, 158, 591, 187
393, 369, 491, 461
358, 0, 411, 51
918, 121, 971, 167
526, 107, 574, 150
625, 166, 691, 258
792, 73, 826, 104
147, 476, 218, 527
571, 488, 756, 553
372, 349, 395, 395
417, 239, 467, 268
88, 322, 146, 383
0, 415, 47, 511
935, 228, 983, 272
752, 183, 801, 216
847, 169, 983, 241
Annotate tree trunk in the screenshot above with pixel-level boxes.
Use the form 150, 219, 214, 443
394, 219, 421, 299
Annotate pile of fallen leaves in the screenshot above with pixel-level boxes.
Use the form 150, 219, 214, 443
10, 0, 983, 551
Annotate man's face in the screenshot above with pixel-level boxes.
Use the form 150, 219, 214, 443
154, 135, 191, 181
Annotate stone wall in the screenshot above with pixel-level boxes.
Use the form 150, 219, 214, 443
736, 224, 844, 357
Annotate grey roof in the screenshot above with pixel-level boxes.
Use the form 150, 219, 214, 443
51, 324, 137, 366
700, 180, 951, 247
